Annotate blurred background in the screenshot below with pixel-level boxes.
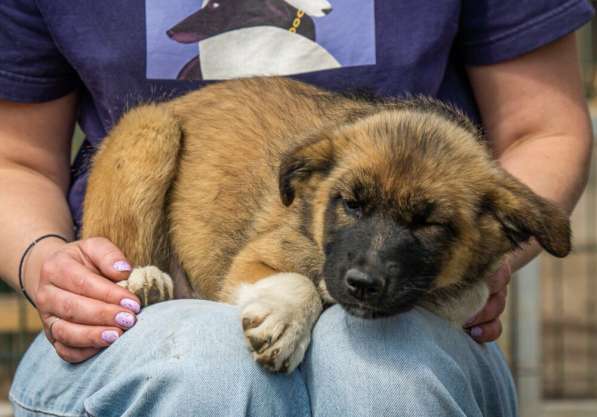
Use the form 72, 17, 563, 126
2, 15, 597, 417
495, 14, 597, 417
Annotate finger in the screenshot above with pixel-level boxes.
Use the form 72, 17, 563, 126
78, 237, 133, 282
48, 318, 123, 349
469, 319, 503, 343
465, 288, 507, 328
41, 286, 137, 329
48, 256, 141, 312
487, 262, 512, 294
53, 341, 101, 363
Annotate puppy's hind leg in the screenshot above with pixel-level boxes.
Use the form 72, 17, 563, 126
82, 104, 182, 271
118, 266, 174, 307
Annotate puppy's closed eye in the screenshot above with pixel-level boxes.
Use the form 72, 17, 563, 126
341, 198, 364, 218
408, 201, 446, 228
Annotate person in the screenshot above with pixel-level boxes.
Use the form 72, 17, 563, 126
0, 0, 593, 415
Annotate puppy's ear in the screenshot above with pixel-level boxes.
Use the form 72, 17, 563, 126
278, 135, 336, 206
485, 170, 571, 257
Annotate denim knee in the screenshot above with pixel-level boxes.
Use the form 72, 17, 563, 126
12, 300, 310, 417
301, 305, 517, 417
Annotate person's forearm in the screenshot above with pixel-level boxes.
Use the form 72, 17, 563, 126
467, 34, 593, 272
0, 163, 74, 291
496, 129, 592, 271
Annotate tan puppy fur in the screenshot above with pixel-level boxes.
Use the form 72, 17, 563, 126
83, 77, 570, 372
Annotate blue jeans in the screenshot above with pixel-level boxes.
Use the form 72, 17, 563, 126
9, 300, 517, 416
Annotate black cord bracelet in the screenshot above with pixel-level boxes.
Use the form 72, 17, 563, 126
18, 233, 68, 308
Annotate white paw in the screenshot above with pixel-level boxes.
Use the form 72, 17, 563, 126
118, 265, 174, 306
423, 280, 490, 325
236, 273, 322, 373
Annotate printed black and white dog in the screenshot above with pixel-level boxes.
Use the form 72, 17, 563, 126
167, 0, 339, 80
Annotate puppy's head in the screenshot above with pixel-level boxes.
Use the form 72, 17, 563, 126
279, 100, 571, 318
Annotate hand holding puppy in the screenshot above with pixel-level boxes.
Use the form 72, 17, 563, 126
464, 261, 512, 343
23, 236, 141, 363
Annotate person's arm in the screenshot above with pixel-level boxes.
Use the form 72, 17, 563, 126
464, 33, 592, 341
0, 92, 142, 362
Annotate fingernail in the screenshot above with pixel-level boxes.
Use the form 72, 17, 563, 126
120, 298, 141, 314
115, 312, 136, 328
464, 316, 476, 327
113, 261, 131, 272
101, 330, 119, 343
470, 327, 483, 338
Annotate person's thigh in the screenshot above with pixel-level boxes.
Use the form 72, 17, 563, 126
10, 300, 310, 417
301, 305, 518, 417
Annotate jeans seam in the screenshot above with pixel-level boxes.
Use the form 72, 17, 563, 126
9, 393, 84, 417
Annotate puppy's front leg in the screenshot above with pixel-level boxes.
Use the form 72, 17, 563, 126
223, 266, 322, 373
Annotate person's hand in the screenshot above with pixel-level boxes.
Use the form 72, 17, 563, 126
24, 236, 141, 363
463, 260, 512, 343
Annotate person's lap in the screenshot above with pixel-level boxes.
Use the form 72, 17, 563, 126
9, 300, 517, 417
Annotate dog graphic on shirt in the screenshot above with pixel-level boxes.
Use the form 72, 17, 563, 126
166, 0, 340, 80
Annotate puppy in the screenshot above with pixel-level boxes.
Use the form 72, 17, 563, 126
83, 77, 571, 373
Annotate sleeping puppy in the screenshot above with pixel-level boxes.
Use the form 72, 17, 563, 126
82, 77, 570, 373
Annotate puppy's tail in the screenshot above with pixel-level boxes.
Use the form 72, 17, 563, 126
82, 104, 182, 270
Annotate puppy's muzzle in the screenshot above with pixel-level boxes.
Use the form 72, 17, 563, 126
344, 268, 387, 302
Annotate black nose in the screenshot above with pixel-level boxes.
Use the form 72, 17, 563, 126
344, 268, 385, 301
322, 7, 332, 15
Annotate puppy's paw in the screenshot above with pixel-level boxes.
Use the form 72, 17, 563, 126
118, 265, 174, 306
236, 273, 322, 373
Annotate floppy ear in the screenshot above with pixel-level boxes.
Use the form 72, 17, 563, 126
278, 135, 336, 206
486, 171, 571, 257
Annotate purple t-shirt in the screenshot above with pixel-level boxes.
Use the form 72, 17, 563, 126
0, 0, 593, 231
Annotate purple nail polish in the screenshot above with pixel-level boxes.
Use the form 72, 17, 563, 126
120, 298, 141, 314
113, 261, 131, 272
464, 316, 476, 327
101, 330, 119, 343
115, 312, 136, 328
471, 327, 483, 338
